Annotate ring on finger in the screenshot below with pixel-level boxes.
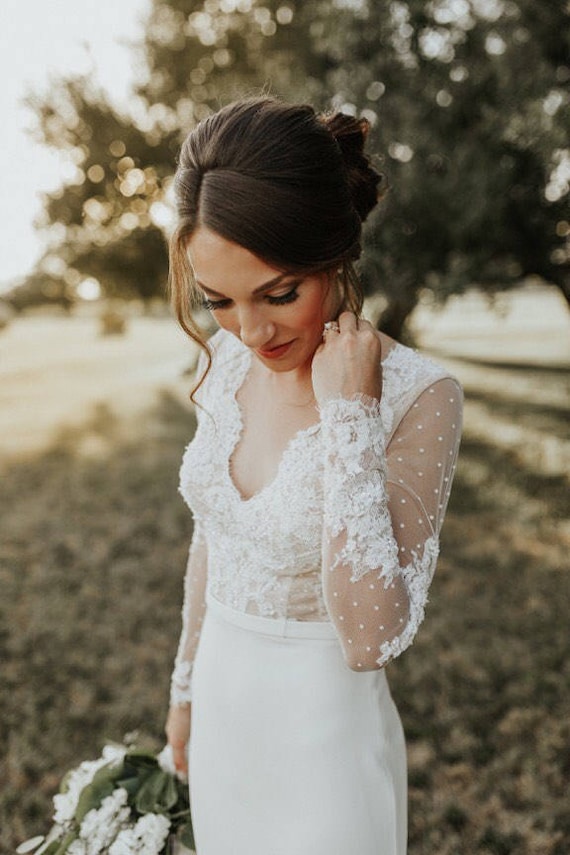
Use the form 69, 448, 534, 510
323, 321, 340, 334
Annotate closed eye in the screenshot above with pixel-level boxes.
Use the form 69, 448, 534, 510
201, 297, 231, 311
266, 286, 300, 305
201, 282, 301, 311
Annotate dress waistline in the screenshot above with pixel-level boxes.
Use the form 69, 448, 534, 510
205, 590, 338, 640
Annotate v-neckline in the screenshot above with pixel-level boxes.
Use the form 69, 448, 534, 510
226, 346, 320, 504
223, 335, 402, 505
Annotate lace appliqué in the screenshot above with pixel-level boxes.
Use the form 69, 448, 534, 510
179, 331, 327, 621
376, 534, 439, 666
381, 346, 447, 442
321, 395, 400, 585
173, 329, 462, 684
170, 660, 193, 706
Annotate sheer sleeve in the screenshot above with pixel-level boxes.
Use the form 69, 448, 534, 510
169, 520, 208, 706
169, 348, 210, 707
320, 377, 462, 671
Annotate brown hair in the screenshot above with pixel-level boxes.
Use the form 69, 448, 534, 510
168, 97, 383, 395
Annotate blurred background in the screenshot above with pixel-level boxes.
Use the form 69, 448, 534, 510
0, 1, 568, 853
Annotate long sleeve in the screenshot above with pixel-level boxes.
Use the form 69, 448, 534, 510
320, 376, 462, 671
169, 520, 208, 706
169, 349, 211, 708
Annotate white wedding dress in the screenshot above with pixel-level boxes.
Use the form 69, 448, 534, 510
170, 329, 462, 855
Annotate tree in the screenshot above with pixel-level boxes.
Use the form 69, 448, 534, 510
16, 0, 569, 338
320, 0, 570, 335
23, 76, 178, 306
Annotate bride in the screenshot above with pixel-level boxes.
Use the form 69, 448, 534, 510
164, 97, 462, 855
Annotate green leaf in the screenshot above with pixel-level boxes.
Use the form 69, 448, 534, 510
74, 764, 123, 823
161, 774, 179, 811
134, 770, 179, 814
41, 843, 65, 855
178, 822, 196, 850
124, 749, 159, 770
52, 831, 78, 855
115, 774, 142, 798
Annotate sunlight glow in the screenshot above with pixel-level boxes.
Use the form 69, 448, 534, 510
76, 278, 102, 300
388, 142, 414, 163
545, 150, 570, 203
485, 32, 507, 56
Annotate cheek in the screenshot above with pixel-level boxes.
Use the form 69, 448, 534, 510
293, 289, 329, 334
289, 302, 323, 335
210, 311, 238, 335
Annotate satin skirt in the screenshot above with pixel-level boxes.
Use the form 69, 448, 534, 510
189, 592, 407, 855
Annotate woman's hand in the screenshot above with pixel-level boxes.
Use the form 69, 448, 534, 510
312, 312, 383, 408
165, 704, 191, 777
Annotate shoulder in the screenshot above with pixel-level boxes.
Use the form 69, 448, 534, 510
196, 328, 247, 382
206, 328, 248, 366
382, 335, 460, 390
194, 328, 249, 408
379, 336, 462, 436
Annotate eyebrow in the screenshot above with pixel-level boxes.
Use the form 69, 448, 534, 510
196, 271, 294, 298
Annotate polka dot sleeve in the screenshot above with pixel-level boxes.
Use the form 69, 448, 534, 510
320, 377, 462, 670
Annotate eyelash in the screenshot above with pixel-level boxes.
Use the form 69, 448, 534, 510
201, 286, 300, 311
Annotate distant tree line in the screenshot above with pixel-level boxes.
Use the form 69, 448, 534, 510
8, 0, 569, 339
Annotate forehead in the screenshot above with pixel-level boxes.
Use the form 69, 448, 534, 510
187, 227, 285, 294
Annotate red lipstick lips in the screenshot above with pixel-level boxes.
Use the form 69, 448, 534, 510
256, 340, 294, 359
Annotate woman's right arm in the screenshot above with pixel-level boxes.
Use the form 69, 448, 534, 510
165, 520, 208, 776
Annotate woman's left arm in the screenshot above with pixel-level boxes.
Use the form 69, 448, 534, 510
315, 318, 462, 670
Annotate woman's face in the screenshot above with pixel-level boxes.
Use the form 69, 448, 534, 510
187, 226, 338, 375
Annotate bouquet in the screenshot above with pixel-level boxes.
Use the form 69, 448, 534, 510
16, 740, 194, 855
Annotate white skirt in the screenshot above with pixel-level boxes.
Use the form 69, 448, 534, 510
189, 592, 407, 855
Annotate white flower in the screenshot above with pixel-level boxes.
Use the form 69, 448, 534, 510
78, 788, 130, 855
53, 757, 110, 824
67, 841, 87, 855
108, 813, 170, 855
101, 744, 127, 765
108, 828, 137, 855
133, 814, 171, 855
156, 745, 187, 782
156, 745, 176, 776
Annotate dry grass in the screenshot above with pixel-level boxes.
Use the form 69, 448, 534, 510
1, 305, 568, 854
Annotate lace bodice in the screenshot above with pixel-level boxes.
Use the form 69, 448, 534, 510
170, 329, 462, 706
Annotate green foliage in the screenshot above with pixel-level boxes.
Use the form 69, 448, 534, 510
16, 745, 194, 855
73, 765, 118, 823
134, 769, 179, 814
18, 0, 570, 336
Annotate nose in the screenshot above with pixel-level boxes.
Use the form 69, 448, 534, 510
238, 307, 275, 349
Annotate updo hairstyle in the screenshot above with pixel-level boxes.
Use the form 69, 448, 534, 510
168, 97, 382, 388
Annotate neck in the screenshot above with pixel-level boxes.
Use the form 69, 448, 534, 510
254, 357, 315, 401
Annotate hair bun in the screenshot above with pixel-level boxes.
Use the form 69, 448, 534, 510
322, 112, 383, 223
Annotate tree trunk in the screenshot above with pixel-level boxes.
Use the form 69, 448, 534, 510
555, 277, 570, 310
376, 293, 419, 343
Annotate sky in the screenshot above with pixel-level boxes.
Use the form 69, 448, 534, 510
0, 0, 150, 290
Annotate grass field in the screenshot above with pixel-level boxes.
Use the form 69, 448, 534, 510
1, 289, 569, 854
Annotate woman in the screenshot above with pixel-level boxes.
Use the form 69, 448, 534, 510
165, 97, 462, 855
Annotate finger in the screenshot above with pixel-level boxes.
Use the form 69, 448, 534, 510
322, 321, 340, 337
357, 318, 379, 339
175, 757, 188, 774
338, 311, 358, 333
173, 743, 188, 772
